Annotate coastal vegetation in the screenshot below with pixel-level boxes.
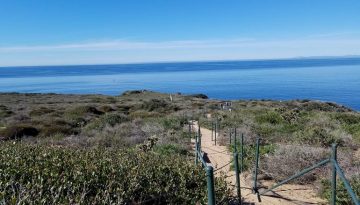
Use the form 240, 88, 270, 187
0, 91, 359, 204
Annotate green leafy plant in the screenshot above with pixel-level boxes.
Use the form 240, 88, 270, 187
0, 142, 230, 204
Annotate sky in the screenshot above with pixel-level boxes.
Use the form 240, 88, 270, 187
0, 0, 360, 67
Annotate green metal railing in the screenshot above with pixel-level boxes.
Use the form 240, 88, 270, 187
193, 117, 359, 204
192, 122, 216, 205
231, 128, 244, 204
251, 142, 360, 205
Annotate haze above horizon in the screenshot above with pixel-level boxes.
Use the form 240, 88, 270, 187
1, 0, 360, 67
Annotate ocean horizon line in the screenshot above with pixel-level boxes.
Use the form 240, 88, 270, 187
1, 55, 360, 69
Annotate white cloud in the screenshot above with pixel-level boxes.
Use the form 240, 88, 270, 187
0, 36, 359, 66
0, 39, 255, 52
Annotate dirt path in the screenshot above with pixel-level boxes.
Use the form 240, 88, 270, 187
191, 121, 326, 205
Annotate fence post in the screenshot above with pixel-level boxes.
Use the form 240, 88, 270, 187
214, 121, 217, 143
253, 138, 260, 193
206, 166, 216, 205
198, 124, 201, 150
211, 122, 214, 141
240, 133, 244, 173
195, 139, 198, 165
331, 143, 337, 205
229, 128, 232, 145
233, 128, 237, 152
234, 152, 242, 204
214, 121, 217, 146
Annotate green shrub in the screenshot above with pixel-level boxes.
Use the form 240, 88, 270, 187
153, 144, 189, 156
253, 124, 277, 138
334, 113, 360, 124
320, 175, 360, 204
65, 105, 104, 118
295, 126, 342, 147
160, 116, 187, 130
85, 113, 129, 131
141, 99, 169, 112
0, 143, 230, 204
343, 123, 360, 143
129, 110, 162, 119
255, 111, 284, 125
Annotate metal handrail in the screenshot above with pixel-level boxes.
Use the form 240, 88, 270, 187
259, 158, 330, 196
333, 160, 360, 205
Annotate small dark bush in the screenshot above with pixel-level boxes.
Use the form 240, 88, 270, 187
98, 105, 115, 113
121, 90, 146, 96
141, 99, 169, 112
29, 107, 55, 116
0, 124, 39, 140
65, 105, 104, 116
39, 123, 76, 137
85, 113, 129, 130
0, 105, 13, 118
189, 94, 208, 99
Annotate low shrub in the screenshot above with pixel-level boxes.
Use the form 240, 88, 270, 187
65, 105, 104, 118
343, 123, 360, 143
98, 105, 115, 113
153, 144, 189, 156
0, 143, 230, 204
255, 111, 284, 125
85, 113, 129, 131
29, 107, 55, 116
141, 99, 169, 112
160, 116, 187, 130
334, 113, 360, 124
129, 110, 162, 119
295, 126, 342, 147
39, 124, 76, 137
263, 145, 328, 184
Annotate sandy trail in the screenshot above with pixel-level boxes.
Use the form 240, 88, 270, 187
191, 121, 326, 205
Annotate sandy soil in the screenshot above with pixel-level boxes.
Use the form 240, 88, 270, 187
191, 121, 326, 205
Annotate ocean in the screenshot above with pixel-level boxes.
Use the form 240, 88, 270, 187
1, 57, 360, 110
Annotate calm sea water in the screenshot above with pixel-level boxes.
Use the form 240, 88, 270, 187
1, 58, 360, 110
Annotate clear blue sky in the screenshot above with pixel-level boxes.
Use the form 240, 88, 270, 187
1, 0, 360, 66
